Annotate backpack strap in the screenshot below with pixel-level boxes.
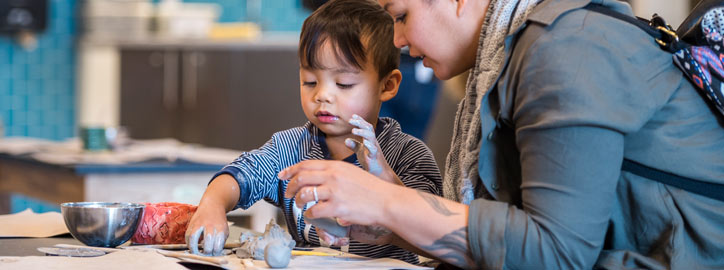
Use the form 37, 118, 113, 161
583, 3, 683, 53
582, 4, 724, 203
622, 159, 724, 202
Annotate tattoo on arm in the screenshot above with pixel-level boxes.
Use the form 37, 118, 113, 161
352, 225, 392, 238
417, 190, 459, 216
419, 226, 474, 268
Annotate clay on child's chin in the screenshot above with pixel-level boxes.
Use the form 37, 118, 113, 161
234, 219, 296, 268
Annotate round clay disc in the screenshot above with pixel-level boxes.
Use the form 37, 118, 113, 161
37, 247, 106, 257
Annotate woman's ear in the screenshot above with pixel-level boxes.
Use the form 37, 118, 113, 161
380, 69, 402, 102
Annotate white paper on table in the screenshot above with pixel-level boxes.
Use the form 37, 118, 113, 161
0, 209, 69, 238
232, 247, 432, 270
0, 249, 187, 270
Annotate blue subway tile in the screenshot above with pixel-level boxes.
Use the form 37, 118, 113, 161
26, 110, 41, 126
11, 108, 27, 125
9, 125, 27, 137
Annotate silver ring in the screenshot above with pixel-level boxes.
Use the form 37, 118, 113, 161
313, 187, 319, 202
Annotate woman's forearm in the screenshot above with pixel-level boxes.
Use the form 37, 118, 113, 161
380, 185, 475, 269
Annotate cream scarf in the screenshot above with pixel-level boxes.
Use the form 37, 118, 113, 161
443, 0, 543, 204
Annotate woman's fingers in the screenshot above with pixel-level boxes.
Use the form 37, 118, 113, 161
304, 199, 348, 222
295, 185, 332, 208
278, 160, 330, 180
282, 164, 335, 198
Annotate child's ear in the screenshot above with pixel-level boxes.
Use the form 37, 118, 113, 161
380, 69, 402, 102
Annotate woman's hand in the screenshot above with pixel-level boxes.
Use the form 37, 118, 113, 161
280, 160, 397, 226
346, 115, 402, 185
185, 201, 229, 256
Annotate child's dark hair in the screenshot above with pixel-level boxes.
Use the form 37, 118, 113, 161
299, 0, 400, 80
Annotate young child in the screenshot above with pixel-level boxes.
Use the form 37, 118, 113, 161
185, 0, 442, 264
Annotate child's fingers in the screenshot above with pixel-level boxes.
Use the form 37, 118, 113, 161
352, 128, 376, 141
362, 139, 378, 157
187, 226, 204, 255
351, 114, 374, 131
344, 138, 363, 152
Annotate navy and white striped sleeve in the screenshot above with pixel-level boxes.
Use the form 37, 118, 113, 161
211, 137, 283, 210
394, 138, 443, 196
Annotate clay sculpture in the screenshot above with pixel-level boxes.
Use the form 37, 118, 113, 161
234, 219, 296, 268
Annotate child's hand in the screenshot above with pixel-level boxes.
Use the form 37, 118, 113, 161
316, 218, 394, 246
185, 201, 229, 256
316, 227, 350, 247
346, 114, 402, 185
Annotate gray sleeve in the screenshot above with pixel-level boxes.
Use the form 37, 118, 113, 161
468, 15, 661, 269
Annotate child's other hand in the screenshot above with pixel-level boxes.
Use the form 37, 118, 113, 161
316, 227, 350, 247
346, 114, 401, 185
185, 201, 229, 256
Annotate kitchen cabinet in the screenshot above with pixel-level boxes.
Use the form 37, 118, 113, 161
120, 47, 306, 151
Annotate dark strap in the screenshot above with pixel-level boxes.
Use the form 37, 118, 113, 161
622, 159, 724, 202
584, 4, 662, 40
584, 3, 683, 52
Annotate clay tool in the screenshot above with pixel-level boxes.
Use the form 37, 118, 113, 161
291, 250, 341, 256
156, 249, 228, 266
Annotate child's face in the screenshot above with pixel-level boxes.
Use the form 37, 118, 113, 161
299, 41, 384, 138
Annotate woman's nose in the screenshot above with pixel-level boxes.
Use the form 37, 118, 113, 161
393, 27, 408, 49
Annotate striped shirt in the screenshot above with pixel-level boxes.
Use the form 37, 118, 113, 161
214, 117, 442, 264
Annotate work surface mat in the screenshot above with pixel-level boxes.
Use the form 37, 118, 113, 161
1, 247, 432, 270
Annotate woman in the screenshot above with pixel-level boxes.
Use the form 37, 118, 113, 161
281, 0, 724, 269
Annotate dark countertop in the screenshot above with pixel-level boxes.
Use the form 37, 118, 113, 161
0, 235, 82, 256
0, 154, 224, 175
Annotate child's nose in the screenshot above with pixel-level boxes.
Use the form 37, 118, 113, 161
314, 87, 333, 103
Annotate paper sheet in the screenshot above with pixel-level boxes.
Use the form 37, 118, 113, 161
1, 245, 431, 270
237, 247, 432, 270
0, 209, 69, 238
0, 250, 187, 270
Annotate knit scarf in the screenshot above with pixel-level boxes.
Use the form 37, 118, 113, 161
443, 0, 543, 204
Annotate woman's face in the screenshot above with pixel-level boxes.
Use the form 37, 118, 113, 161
378, 0, 481, 80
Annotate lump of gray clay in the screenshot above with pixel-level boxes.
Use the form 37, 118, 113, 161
234, 219, 296, 268
264, 240, 292, 268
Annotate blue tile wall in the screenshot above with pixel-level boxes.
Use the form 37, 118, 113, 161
0, 0, 307, 141
0, 0, 78, 141
10, 193, 61, 214
182, 0, 311, 31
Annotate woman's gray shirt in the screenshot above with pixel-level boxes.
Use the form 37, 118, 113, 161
467, 0, 724, 269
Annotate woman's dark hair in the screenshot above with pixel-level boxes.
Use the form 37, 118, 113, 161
299, 0, 400, 80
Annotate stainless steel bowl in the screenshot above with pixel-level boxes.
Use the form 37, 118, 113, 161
60, 202, 145, 247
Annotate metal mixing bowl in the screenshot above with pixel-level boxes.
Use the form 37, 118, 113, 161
60, 202, 145, 247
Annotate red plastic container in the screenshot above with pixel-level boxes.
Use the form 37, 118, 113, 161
131, 202, 198, 244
